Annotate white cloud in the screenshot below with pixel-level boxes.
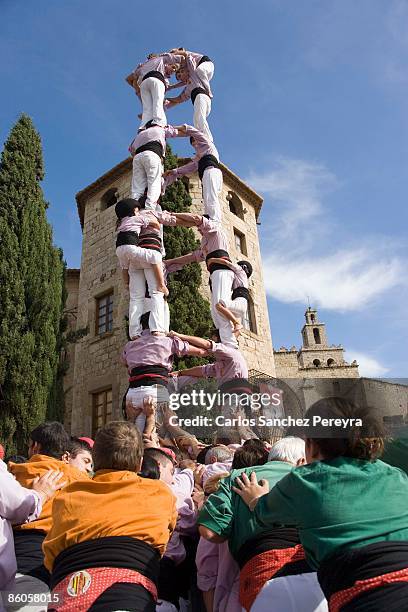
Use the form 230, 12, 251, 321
344, 350, 389, 378
245, 158, 407, 311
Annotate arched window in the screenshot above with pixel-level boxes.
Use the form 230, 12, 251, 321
327, 358, 335, 366
226, 191, 245, 220
310, 314, 315, 323
313, 328, 321, 344
101, 188, 118, 211
243, 295, 257, 334
313, 359, 321, 367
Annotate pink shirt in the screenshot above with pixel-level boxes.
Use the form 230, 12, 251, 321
178, 52, 213, 102
165, 469, 197, 564
139, 210, 177, 238
230, 263, 249, 290
196, 539, 240, 611
164, 125, 219, 185
201, 342, 248, 386
129, 125, 179, 156
0, 461, 42, 590
117, 215, 149, 235
121, 331, 190, 371
132, 54, 183, 86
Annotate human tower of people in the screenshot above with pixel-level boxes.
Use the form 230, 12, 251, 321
117, 48, 254, 442
1, 48, 408, 612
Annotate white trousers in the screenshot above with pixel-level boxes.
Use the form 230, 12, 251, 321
129, 265, 165, 337
140, 77, 166, 128
210, 270, 238, 348
250, 572, 328, 612
219, 296, 248, 324
126, 385, 169, 433
131, 150, 163, 209
144, 297, 170, 332
202, 167, 223, 222
193, 93, 213, 142
116, 244, 161, 270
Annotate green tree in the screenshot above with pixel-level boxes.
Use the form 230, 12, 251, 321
0, 115, 65, 453
162, 145, 213, 368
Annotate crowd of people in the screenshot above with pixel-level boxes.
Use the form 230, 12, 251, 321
1, 48, 408, 612
1, 399, 408, 611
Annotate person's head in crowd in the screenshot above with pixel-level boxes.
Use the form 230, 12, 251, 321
232, 438, 268, 469
5, 454, 27, 465
203, 472, 230, 496
78, 436, 94, 449
139, 454, 160, 480
62, 438, 93, 475
0, 444, 4, 460
267, 436, 306, 467
144, 447, 175, 485
92, 421, 143, 473
304, 397, 384, 463
28, 421, 71, 460
205, 445, 233, 465
196, 445, 215, 465
210, 328, 221, 344
215, 436, 232, 446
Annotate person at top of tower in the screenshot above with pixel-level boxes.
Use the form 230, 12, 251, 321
163, 124, 222, 223
115, 198, 200, 338
164, 49, 214, 142
120, 313, 207, 435
164, 215, 243, 348
206, 258, 253, 338
125, 53, 184, 130
129, 122, 181, 211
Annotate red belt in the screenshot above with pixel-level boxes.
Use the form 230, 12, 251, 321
50, 566, 157, 611
329, 567, 408, 612
239, 545, 305, 611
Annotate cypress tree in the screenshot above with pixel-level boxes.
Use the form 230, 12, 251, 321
162, 145, 213, 368
0, 115, 65, 453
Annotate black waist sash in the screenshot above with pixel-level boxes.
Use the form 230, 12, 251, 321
50, 536, 160, 590
13, 528, 50, 585
191, 87, 209, 105
116, 231, 139, 248
198, 55, 212, 66
129, 364, 169, 388
317, 541, 408, 602
198, 154, 220, 180
236, 528, 312, 577
138, 232, 162, 253
219, 377, 252, 396
205, 249, 231, 274
135, 140, 164, 160
232, 286, 249, 301
142, 70, 166, 86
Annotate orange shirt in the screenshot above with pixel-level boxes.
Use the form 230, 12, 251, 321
9, 454, 87, 534
43, 469, 178, 572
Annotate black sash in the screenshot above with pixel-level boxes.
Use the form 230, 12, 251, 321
135, 140, 164, 160
198, 55, 212, 66
198, 154, 220, 180
129, 365, 169, 388
116, 231, 139, 248
219, 377, 252, 396
142, 70, 166, 86
50, 536, 160, 590
232, 286, 249, 301
13, 528, 50, 585
205, 249, 231, 275
318, 541, 408, 602
138, 232, 162, 253
236, 528, 311, 577
191, 87, 209, 105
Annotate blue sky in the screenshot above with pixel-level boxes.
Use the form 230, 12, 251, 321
1, 0, 407, 377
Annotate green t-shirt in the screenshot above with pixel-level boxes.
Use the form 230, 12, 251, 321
198, 461, 293, 558
382, 437, 408, 475
255, 457, 408, 570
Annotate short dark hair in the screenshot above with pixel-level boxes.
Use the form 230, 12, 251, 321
210, 329, 221, 343
232, 439, 268, 469
139, 455, 160, 480
93, 421, 143, 472
30, 422, 71, 460
68, 437, 92, 459
196, 444, 215, 465
144, 447, 174, 468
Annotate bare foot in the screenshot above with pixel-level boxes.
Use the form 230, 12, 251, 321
157, 284, 169, 297
233, 323, 243, 337
152, 331, 166, 337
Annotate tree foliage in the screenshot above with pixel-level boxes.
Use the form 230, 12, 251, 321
0, 115, 65, 453
162, 145, 213, 368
